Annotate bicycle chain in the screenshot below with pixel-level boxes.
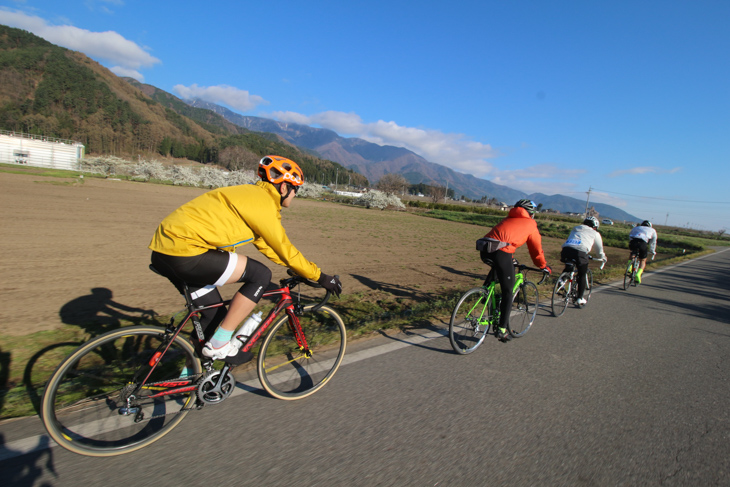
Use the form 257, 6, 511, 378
120, 373, 212, 423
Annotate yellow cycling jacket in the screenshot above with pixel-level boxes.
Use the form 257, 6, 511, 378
149, 181, 321, 281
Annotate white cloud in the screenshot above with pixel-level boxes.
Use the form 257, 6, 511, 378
495, 179, 578, 196
0, 10, 159, 71
589, 191, 629, 208
173, 84, 268, 112
109, 65, 144, 81
490, 165, 583, 195
270, 110, 498, 177
494, 164, 586, 182
608, 166, 682, 177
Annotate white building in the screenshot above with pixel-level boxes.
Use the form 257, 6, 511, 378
0, 130, 85, 171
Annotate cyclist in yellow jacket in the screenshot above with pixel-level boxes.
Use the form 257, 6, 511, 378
149, 155, 342, 360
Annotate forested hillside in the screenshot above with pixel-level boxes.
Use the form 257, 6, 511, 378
0, 24, 366, 187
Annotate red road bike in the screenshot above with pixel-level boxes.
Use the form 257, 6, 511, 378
41, 270, 346, 456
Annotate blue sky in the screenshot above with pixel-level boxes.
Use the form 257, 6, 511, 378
1, 0, 729, 231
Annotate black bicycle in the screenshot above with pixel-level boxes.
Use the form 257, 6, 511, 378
41, 270, 346, 456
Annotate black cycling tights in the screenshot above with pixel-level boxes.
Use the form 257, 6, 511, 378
480, 249, 515, 330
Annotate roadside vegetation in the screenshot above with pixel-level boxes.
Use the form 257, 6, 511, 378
1, 161, 726, 420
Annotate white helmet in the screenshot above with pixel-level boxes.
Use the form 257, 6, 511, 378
583, 216, 599, 229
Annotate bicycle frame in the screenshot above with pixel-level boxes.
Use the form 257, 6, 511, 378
474, 266, 533, 325
128, 280, 310, 403
240, 284, 307, 355
624, 252, 640, 290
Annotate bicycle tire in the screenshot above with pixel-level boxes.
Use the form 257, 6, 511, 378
257, 304, 346, 400
510, 281, 539, 337
449, 287, 493, 354
577, 269, 593, 308
41, 326, 201, 457
623, 259, 634, 291
551, 273, 571, 317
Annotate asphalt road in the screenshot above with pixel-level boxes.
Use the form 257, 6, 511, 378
2, 249, 729, 486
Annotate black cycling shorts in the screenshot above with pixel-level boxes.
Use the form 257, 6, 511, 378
560, 247, 590, 267
629, 238, 649, 259
151, 250, 240, 299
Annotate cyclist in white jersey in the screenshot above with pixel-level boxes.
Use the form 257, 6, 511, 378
628, 220, 658, 283
560, 216, 607, 305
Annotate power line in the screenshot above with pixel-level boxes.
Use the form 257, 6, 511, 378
592, 188, 730, 204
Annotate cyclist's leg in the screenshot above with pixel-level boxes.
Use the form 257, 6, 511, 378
634, 240, 649, 282
480, 248, 514, 337
575, 252, 590, 299
206, 257, 271, 358
628, 239, 641, 269
491, 250, 515, 336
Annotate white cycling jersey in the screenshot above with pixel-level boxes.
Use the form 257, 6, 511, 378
629, 226, 658, 254
562, 224, 606, 261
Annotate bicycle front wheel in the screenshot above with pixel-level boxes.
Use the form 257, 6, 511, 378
258, 304, 346, 400
551, 273, 571, 317
511, 281, 539, 337
449, 287, 493, 354
41, 326, 201, 457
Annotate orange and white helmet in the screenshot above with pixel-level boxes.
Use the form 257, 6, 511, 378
258, 155, 304, 187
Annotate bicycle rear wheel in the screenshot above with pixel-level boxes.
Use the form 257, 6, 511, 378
258, 304, 346, 400
551, 273, 571, 317
510, 281, 539, 337
41, 326, 201, 457
449, 287, 493, 354
623, 260, 634, 290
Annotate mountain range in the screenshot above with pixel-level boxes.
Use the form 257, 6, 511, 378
0, 23, 637, 222
187, 99, 639, 222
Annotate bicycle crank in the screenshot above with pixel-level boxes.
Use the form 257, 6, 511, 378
196, 369, 235, 405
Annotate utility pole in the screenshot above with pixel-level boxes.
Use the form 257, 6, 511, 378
665, 213, 669, 226
583, 186, 592, 218
445, 180, 449, 202
335, 169, 339, 190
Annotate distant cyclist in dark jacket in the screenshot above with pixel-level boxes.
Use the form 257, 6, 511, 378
628, 220, 657, 283
477, 199, 551, 342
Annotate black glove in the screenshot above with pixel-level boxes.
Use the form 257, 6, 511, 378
542, 265, 552, 276
318, 273, 342, 297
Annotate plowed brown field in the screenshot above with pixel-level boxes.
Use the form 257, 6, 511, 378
1, 171, 521, 336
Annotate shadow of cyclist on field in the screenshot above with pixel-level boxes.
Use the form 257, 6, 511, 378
59, 287, 160, 337
439, 265, 484, 282
350, 274, 432, 301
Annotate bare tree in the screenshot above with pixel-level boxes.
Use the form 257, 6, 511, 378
376, 173, 408, 195
219, 146, 259, 171
429, 185, 447, 203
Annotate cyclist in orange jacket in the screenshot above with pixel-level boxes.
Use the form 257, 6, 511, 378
149, 155, 342, 360
477, 199, 551, 342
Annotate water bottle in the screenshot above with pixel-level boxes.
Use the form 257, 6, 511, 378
230, 311, 263, 349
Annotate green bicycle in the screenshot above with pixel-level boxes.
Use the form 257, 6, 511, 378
624, 252, 654, 290
449, 261, 548, 354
